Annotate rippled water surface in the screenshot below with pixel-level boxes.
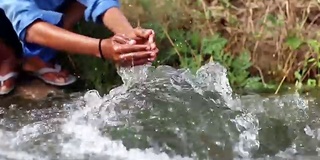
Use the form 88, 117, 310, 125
1, 62, 320, 160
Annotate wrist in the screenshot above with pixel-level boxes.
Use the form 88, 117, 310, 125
125, 29, 136, 39
101, 7, 135, 38
97, 38, 111, 59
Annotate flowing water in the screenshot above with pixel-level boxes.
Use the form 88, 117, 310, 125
0, 62, 320, 160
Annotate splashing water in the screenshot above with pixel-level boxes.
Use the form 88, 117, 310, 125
0, 62, 320, 160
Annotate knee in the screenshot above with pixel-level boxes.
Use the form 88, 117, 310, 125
62, 20, 77, 31
62, 2, 85, 31
0, 40, 16, 60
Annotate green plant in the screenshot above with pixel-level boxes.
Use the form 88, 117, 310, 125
294, 39, 320, 90
163, 29, 264, 90
57, 0, 320, 94
202, 35, 262, 90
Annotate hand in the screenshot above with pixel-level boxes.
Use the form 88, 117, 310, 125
100, 34, 153, 67
127, 27, 159, 61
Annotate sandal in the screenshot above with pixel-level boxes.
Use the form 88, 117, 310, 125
31, 64, 77, 86
0, 72, 18, 95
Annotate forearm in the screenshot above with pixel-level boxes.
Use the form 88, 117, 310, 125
26, 21, 100, 57
102, 7, 134, 36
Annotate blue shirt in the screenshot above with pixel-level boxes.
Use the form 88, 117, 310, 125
0, 0, 120, 61
0, 0, 120, 41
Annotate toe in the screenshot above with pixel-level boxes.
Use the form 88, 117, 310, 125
0, 77, 15, 94
43, 73, 66, 84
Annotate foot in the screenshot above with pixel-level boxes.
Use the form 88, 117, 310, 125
0, 58, 18, 95
22, 56, 76, 86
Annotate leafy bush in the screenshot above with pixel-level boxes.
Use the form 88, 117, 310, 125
60, 0, 320, 94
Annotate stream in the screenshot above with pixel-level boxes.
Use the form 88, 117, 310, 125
0, 62, 320, 160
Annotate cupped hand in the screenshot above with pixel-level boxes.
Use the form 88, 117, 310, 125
101, 34, 154, 67
127, 27, 159, 61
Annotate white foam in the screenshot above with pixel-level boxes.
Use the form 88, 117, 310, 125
59, 90, 193, 160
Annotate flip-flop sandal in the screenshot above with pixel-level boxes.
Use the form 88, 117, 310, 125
0, 72, 18, 95
33, 64, 77, 86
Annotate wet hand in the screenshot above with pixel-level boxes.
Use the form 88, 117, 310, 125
128, 27, 159, 61
101, 34, 154, 67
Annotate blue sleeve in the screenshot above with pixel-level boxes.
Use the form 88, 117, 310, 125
0, 0, 63, 41
77, 0, 120, 23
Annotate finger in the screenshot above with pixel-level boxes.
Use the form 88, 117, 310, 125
148, 30, 155, 44
150, 48, 159, 58
149, 42, 157, 50
148, 57, 156, 62
113, 34, 136, 44
113, 34, 131, 43
121, 59, 151, 67
118, 44, 149, 53
128, 40, 136, 45
131, 37, 144, 44
134, 28, 153, 38
147, 52, 157, 61
119, 51, 152, 60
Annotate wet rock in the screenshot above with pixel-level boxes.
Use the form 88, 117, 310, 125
15, 80, 64, 100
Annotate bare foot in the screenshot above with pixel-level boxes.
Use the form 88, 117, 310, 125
0, 42, 18, 95
22, 56, 76, 86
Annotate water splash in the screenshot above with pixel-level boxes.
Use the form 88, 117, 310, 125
0, 62, 318, 160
